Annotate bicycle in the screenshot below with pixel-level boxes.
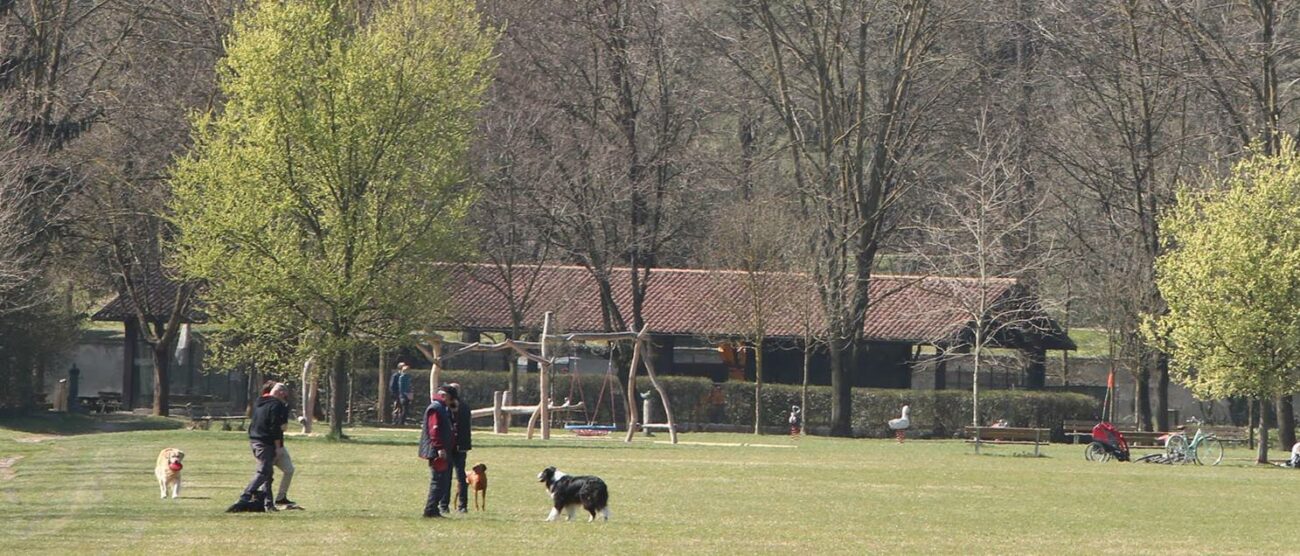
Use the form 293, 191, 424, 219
1164, 417, 1225, 466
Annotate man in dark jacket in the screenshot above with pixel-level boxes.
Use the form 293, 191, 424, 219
419, 384, 456, 518
441, 382, 472, 513
228, 382, 290, 512
389, 360, 413, 425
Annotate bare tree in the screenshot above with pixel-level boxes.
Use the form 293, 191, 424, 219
1155, 0, 1300, 443
712, 0, 966, 436
0, 142, 55, 315
63, 0, 233, 415
906, 117, 1059, 426
1040, 0, 1202, 431
483, 0, 706, 339
463, 106, 557, 402
706, 193, 796, 434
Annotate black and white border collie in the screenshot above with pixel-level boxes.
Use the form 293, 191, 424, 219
537, 466, 610, 522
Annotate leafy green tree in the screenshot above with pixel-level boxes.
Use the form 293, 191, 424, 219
171, 0, 494, 439
1149, 139, 1300, 463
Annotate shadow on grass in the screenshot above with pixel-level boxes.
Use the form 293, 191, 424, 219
0, 413, 186, 436
970, 451, 1051, 459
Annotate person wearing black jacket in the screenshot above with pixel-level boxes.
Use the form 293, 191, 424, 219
441, 382, 473, 513
228, 382, 290, 512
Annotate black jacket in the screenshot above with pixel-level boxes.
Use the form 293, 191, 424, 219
452, 401, 472, 452
249, 395, 289, 442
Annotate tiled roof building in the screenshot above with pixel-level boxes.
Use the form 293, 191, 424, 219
438, 264, 1073, 389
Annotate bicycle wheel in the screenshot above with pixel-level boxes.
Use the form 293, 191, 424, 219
1165, 434, 1188, 462
1085, 442, 1111, 462
1195, 438, 1224, 466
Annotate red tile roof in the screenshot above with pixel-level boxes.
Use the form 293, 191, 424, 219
91, 267, 205, 323
438, 265, 1073, 349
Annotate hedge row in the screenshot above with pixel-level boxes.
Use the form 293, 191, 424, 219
415, 370, 1097, 438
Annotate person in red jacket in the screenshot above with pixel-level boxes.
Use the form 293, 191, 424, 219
419, 384, 457, 518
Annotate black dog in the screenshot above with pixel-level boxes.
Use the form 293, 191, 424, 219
537, 466, 610, 522
225, 491, 271, 513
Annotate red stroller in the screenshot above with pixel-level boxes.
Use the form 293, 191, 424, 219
1085, 422, 1130, 462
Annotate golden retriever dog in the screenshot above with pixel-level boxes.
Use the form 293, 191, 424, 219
466, 463, 487, 511
155, 448, 185, 499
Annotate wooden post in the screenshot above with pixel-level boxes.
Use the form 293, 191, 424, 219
493, 390, 506, 434
526, 313, 555, 440
642, 396, 654, 436
540, 312, 552, 440
624, 337, 643, 443
430, 336, 445, 397
639, 332, 679, 444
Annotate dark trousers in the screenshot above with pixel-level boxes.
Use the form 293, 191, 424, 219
394, 395, 411, 425
424, 462, 451, 516
441, 450, 468, 511
241, 440, 276, 505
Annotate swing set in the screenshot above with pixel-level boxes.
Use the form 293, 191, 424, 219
413, 311, 679, 444
559, 346, 621, 436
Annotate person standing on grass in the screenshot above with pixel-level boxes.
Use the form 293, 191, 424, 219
228, 378, 290, 512
390, 360, 414, 425
257, 381, 301, 509
419, 384, 457, 518
441, 382, 472, 513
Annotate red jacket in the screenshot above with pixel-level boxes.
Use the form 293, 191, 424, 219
420, 393, 452, 457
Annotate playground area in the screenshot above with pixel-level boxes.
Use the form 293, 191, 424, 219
1, 414, 1293, 554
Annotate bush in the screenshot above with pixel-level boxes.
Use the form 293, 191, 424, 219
421, 370, 1096, 437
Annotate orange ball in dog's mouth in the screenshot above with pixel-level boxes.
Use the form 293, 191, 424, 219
169, 462, 183, 471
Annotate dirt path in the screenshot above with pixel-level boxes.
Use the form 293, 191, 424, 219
0, 455, 21, 504
0, 455, 21, 481
14, 435, 55, 443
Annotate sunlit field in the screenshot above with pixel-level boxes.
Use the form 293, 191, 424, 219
1, 414, 1293, 554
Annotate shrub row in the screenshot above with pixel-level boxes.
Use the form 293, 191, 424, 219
421, 370, 1097, 438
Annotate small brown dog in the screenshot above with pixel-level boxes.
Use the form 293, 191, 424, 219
466, 463, 487, 511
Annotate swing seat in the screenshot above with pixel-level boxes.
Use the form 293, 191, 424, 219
565, 424, 616, 436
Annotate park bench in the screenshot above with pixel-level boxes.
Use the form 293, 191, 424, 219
187, 402, 247, 431
1062, 419, 1095, 444
964, 426, 1050, 456
1174, 424, 1249, 445
1120, 430, 1168, 449
95, 391, 123, 413
1062, 419, 1169, 449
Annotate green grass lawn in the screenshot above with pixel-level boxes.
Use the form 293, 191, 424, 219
1, 414, 1294, 554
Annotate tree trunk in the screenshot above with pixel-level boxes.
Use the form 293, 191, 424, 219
507, 328, 520, 404
1134, 365, 1153, 431
347, 351, 356, 425
301, 356, 315, 434
377, 349, 388, 424
328, 351, 348, 439
753, 344, 764, 435
245, 366, 261, 418
1156, 353, 1170, 431
150, 343, 171, 417
973, 345, 982, 427
1248, 398, 1257, 450
1277, 395, 1295, 451
1257, 397, 1271, 464
801, 338, 811, 435
828, 337, 852, 437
